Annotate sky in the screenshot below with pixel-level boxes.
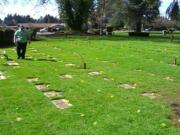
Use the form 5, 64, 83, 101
0, 0, 172, 20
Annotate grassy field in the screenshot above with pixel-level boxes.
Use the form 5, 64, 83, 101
0, 32, 180, 135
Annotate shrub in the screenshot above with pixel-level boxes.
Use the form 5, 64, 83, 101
106, 26, 113, 35
128, 32, 150, 37
0, 30, 4, 41
3, 29, 14, 43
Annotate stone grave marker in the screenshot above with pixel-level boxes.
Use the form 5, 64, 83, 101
60, 74, 73, 79
35, 83, 49, 91
88, 71, 102, 76
142, 92, 160, 99
7, 61, 20, 66
52, 99, 72, 109
27, 77, 39, 83
119, 83, 136, 89
44, 91, 62, 98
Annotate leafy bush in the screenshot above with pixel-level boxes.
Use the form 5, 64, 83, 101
3, 29, 14, 42
128, 32, 150, 37
0, 30, 4, 41
0, 29, 14, 45
106, 26, 113, 35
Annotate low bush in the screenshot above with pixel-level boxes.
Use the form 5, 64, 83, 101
0, 29, 15, 46
106, 26, 113, 35
4, 29, 14, 43
0, 30, 4, 41
128, 32, 150, 37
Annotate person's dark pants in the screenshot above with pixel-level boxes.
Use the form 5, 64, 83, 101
16, 42, 27, 59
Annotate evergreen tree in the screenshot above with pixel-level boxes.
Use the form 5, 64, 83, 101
123, 0, 161, 32
166, 0, 180, 22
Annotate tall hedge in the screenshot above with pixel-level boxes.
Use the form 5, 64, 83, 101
0, 29, 14, 44
4, 29, 14, 42
0, 30, 4, 41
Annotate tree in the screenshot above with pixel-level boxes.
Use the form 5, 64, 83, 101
37, 14, 59, 23
56, 0, 94, 31
3, 14, 36, 25
123, 0, 161, 32
166, 0, 180, 22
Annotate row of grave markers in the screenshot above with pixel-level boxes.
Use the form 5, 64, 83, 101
1, 48, 176, 107
27, 77, 72, 109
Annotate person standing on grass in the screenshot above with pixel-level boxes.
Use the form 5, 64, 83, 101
14, 25, 31, 59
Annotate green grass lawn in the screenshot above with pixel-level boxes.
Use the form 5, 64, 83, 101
0, 32, 180, 135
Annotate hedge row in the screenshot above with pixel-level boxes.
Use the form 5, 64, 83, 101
128, 32, 150, 37
0, 29, 15, 43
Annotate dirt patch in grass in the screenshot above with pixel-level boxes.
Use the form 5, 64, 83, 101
170, 100, 180, 128
52, 99, 72, 109
119, 83, 136, 89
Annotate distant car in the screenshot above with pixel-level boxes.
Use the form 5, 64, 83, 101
39, 28, 48, 33
144, 28, 152, 31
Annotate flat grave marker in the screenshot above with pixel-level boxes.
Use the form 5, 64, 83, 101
44, 91, 63, 98
7, 61, 20, 66
60, 74, 73, 79
88, 71, 102, 76
65, 63, 75, 67
52, 99, 72, 109
142, 92, 160, 99
27, 77, 39, 83
119, 83, 136, 89
35, 83, 49, 91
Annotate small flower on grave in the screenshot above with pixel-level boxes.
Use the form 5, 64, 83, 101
16, 117, 22, 122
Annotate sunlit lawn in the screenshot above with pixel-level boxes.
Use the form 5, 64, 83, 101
0, 32, 180, 135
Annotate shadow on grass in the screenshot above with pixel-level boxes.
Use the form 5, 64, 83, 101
25, 58, 58, 62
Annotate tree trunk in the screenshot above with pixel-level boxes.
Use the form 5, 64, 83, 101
135, 20, 142, 32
